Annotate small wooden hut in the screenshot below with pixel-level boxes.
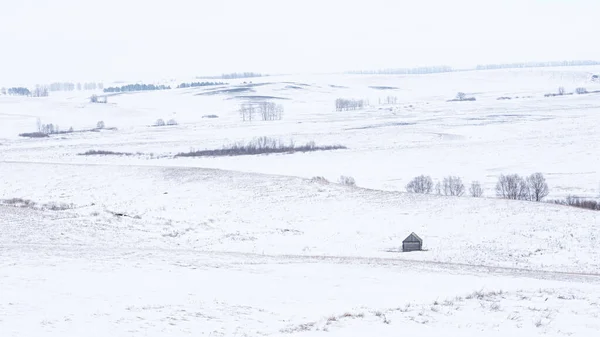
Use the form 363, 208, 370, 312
402, 232, 423, 252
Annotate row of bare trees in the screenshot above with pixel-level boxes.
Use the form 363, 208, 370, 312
239, 102, 283, 121
335, 98, 367, 111
404, 173, 550, 201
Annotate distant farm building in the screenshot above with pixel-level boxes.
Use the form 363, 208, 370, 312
402, 232, 423, 252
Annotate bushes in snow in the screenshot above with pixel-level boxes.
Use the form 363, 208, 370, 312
153, 118, 178, 127
402, 172, 551, 203
550, 196, 599, 211
406, 175, 434, 194
338, 176, 356, 187
469, 181, 484, 197
175, 136, 346, 158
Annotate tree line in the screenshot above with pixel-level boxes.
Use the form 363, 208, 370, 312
103, 84, 171, 93
176, 81, 226, 89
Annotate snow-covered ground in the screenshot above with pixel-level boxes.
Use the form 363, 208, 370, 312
1, 67, 600, 336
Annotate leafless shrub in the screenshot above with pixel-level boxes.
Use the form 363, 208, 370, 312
96, 121, 105, 129
154, 119, 165, 127
310, 176, 329, 184
90, 94, 107, 103
442, 176, 465, 196
526, 173, 549, 201
338, 175, 356, 186
166, 119, 178, 126
406, 175, 434, 194
335, 98, 366, 111
1, 198, 37, 208
490, 303, 501, 311
496, 174, 529, 200
550, 195, 600, 211
78, 150, 136, 156
448, 92, 476, 101
534, 318, 543, 328
42, 202, 75, 211
469, 181, 484, 197
18, 132, 49, 138
576, 87, 588, 94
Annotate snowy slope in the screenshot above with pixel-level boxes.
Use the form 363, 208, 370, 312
2, 67, 600, 336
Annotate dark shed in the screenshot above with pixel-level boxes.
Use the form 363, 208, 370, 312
402, 232, 423, 252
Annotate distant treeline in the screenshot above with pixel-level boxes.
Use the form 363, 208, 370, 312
476, 60, 600, 70
347, 66, 454, 75
48, 82, 104, 91
103, 84, 171, 93
197, 72, 265, 80
4, 87, 31, 96
177, 81, 226, 89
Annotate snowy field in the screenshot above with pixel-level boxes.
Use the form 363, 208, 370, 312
1, 66, 600, 336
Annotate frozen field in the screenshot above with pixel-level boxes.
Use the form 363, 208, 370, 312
1, 67, 600, 336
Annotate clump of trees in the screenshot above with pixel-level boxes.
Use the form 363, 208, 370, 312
338, 175, 356, 187
6, 87, 31, 96
495, 173, 549, 201
550, 196, 599, 211
103, 83, 171, 93
403, 172, 552, 202
476, 60, 600, 70
406, 175, 434, 194
220, 72, 263, 79
469, 181, 484, 197
90, 95, 107, 103
335, 98, 367, 111
177, 81, 226, 88
152, 118, 177, 127
31, 86, 49, 97
347, 65, 453, 75
378, 96, 398, 105
448, 92, 476, 102
239, 102, 283, 121
175, 136, 346, 158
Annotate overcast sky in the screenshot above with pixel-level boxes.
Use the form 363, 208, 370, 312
0, 0, 598, 84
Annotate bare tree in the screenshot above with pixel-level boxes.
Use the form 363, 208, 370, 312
456, 92, 466, 101
335, 98, 366, 111
154, 119, 165, 127
96, 121, 105, 129
435, 181, 442, 195
558, 86, 566, 95
469, 181, 484, 197
239, 103, 255, 122
338, 175, 356, 186
406, 175, 434, 194
256, 101, 283, 121
442, 176, 465, 196
495, 174, 529, 200
526, 172, 549, 202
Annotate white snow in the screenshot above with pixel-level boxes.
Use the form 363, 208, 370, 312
1, 66, 600, 336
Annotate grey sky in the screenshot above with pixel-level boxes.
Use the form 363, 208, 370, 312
1, 0, 598, 84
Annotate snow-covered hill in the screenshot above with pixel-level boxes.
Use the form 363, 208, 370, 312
1, 67, 600, 336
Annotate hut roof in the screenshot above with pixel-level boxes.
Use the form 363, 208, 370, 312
403, 232, 422, 243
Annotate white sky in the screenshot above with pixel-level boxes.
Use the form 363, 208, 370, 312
0, 0, 598, 84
